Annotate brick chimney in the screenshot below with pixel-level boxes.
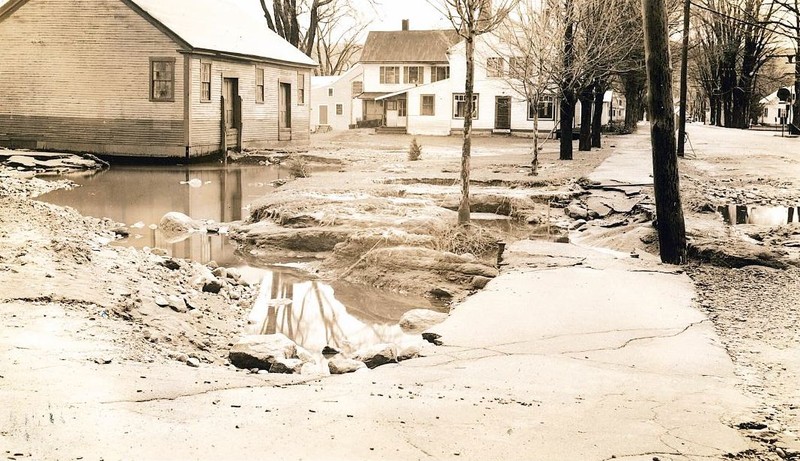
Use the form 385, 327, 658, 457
401, 19, 409, 31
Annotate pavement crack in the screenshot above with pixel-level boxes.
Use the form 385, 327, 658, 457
561, 319, 710, 355
100, 377, 325, 404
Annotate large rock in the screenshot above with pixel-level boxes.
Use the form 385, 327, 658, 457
399, 309, 448, 333
565, 201, 589, 220
159, 212, 202, 236
328, 356, 367, 374
352, 343, 398, 369
229, 334, 297, 370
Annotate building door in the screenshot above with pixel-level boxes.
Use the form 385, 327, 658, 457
495, 96, 511, 130
223, 78, 240, 149
319, 105, 328, 125
385, 100, 399, 127
279, 82, 292, 141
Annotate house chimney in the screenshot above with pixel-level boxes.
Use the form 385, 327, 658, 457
401, 19, 409, 31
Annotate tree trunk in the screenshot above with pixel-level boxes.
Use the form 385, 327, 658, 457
578, 86, 593, 151
677, 0, 689, 155
792, 44, 800, 135
559, 91, 575, 160
560, 0, 576, 160
531, 96, 540, 175
458, 34, 475, 225
641, 0, 688, 265
623, 71, 646, 132
591, 84, 605, 148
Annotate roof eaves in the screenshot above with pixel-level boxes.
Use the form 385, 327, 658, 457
189, 48, 317, 68
0, 0, 31, 22
123, 0, 192, 51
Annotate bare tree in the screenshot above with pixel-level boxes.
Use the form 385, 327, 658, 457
312, 2, 369, 75
430, 0, 518, 225
642, 0, 688, 264
493, 1, 563, 175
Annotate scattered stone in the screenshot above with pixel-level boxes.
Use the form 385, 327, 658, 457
471, 275, 491, 289
399, 309, 448, 333
211, 267, 226, 278
159, 258, 181, 270
565, 201, 589, 220
202, 279, 224, 294
322, 345, 340, 356
397, 344, 422, 361
229, 334, 297, 370
328, 356, 367, 374
159, 211, 201, 236
422, 332, 443, 346
111, 226, 130, 237
352, 343, 398, 369
295, 345, 316, 363
428, 288, 453, 300
154, 295, 169, 307
187, 357, 201, 368
269, 358, 304, 374
168, 296, 188, 313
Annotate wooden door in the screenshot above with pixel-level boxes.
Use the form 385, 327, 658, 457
319, 105, 328, 125
223, 78, 240, 149
279, 82, 292, 141
495, 96, 511, 130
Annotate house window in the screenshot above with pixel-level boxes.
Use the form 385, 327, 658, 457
298, 72, 306, 105
255, 68, 265, 103
763, 107, 769, 117
380, 66, 400, 84
352, 80, 363, 96
453, 93, 479, 119
421, 95, 435, 116
200, 63, 211, 102
398, 99, 407, 117
336, 104, 343, 115
431, 66, 450, 82
404, 66, 424, 84
387, 100, 397, 111
486, 57, 504, 78
150, 58, 175, 102
328, 88, 334, 97
528, 96, 555, 120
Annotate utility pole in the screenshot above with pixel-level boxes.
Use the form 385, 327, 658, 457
677, 0, 690, 156
641, 0, 688, 265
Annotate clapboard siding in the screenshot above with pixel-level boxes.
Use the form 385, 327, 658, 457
0, 0, 185, 155
188, 57, 310, 155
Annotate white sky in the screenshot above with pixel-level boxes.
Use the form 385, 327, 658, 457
0, 0, 452, 33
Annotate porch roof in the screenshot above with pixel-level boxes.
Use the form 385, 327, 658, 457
357, 92, 392, 100
375, 88, 414, 101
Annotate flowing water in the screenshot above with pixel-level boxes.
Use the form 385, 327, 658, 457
38, 162, 435, 354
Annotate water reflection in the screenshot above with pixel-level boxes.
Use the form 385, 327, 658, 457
719, 205, 800, 226
39, 163, 284, 263
247, 270, 428, 355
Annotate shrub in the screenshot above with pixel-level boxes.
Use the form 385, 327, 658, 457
286, 156, 310, 178
408, 138, 422, 161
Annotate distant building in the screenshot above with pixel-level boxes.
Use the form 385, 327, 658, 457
759, 88, 796, 126
310, 64, 364, 132
0, 0, 316, 158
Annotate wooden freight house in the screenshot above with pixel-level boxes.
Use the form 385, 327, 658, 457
0, 0, 316, 158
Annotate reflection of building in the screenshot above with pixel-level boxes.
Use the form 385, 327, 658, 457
0, 0, 315, 157
41, 164, 281, 263
247, 272, 422, 355
720, 204, 800, 226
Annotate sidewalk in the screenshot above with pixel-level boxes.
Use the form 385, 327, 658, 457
0, 132, 755, 460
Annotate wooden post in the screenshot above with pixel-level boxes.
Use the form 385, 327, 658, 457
641, 0, 688, 265
677, 0, 690, 156
221, 95, 227, 159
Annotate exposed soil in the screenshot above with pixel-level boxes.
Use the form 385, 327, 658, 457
2, 125, 799, 460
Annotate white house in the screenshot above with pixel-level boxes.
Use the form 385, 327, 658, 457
759, 88, 795, 126
370, 32, 624, 136
357, 23, 461, 129
310, 64, 364, 132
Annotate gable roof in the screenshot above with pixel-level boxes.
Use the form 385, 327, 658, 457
360, 30, 461, 64
0, 0, 316, 68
